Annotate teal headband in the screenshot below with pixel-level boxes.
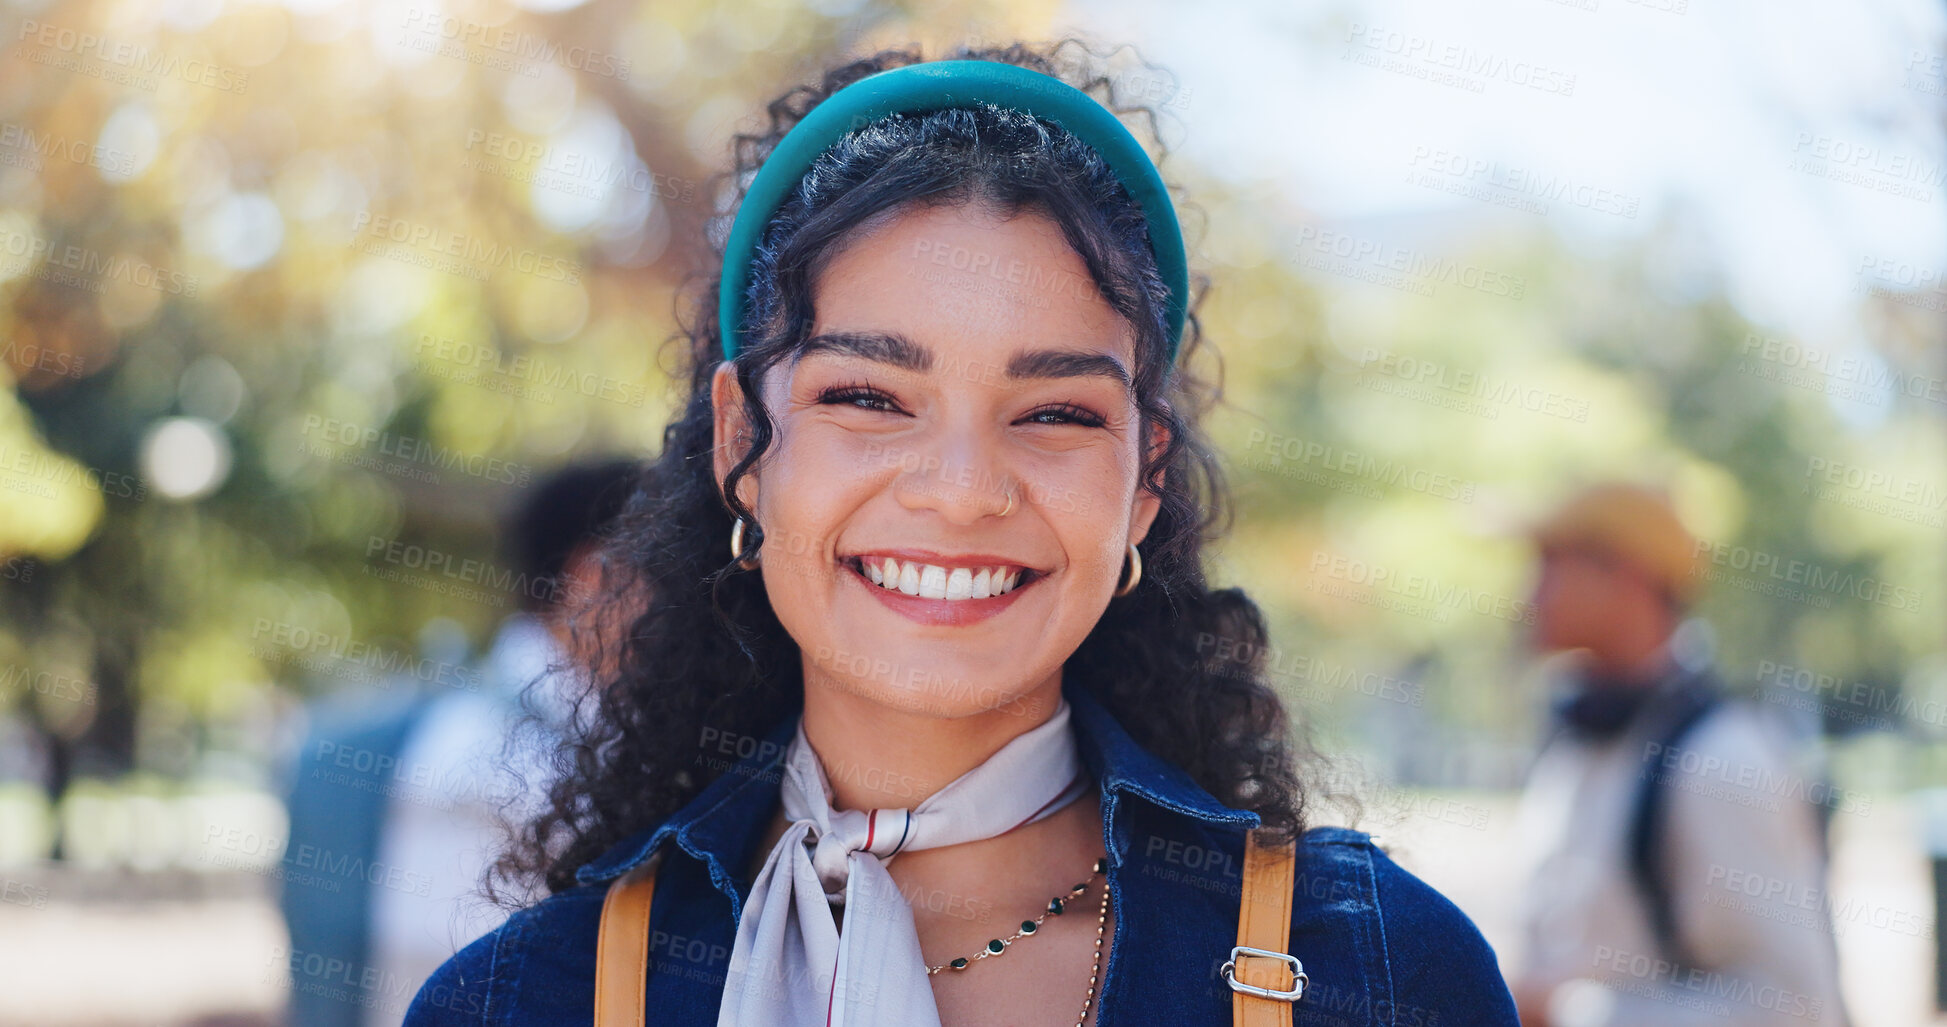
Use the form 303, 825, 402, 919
717, 59, 1189, 364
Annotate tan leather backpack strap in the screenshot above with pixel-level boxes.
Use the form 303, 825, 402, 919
594, 852, 663, 1027
1226, 827, 1306, 1027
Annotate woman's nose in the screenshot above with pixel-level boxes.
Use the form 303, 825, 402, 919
891, 430, 1014, 525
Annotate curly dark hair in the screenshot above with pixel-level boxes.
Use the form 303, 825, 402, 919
491, 37, 1310, 901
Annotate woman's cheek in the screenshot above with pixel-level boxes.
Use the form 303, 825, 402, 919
1016, 449, 1122, 520
746, 442, 843, 566
791, 418, 908, 483
1033, 474, 1089, 516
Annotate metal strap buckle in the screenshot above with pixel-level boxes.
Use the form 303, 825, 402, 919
1220, 945, 1308, 1002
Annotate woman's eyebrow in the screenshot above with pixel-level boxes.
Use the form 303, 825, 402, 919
1006, 347, 1130, 389
799, 330, 1131, 389
799, 331, 930, 372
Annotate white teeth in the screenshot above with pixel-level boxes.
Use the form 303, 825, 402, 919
918, 564, 948, 599
857, 558, 1030, 601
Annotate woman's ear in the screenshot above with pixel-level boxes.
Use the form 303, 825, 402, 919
711, 362, 759, 511
1129, 417, 1170, 547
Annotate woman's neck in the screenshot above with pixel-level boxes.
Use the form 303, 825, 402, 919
796, 666, 1068, 812
765, 665, 1108, 950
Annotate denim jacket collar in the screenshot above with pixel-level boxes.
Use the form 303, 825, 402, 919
575, 678, 1258, 897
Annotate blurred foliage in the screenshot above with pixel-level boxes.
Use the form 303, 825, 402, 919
0, 0, 1939, 808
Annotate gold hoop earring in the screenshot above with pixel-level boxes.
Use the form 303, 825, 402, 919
729, 516, 760, 569
1112, 542, 1142, 598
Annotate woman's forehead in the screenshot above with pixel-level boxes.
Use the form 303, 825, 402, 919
803, 204, 1135, 377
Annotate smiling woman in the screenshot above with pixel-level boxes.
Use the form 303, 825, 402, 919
404, 39, 1518, 1027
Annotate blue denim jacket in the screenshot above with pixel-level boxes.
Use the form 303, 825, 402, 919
406, 681, 1518, 1025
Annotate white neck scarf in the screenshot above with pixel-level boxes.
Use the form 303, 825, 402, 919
716, 697, 1090, 1027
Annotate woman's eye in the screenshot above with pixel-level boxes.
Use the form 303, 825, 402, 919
1022, 404, 1107, 428
814, 385, 1104, 427
815, 385, 900, 412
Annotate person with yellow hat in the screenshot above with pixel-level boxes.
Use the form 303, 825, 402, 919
1505, 483, 1848, 1027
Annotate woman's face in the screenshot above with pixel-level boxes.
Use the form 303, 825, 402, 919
713, 202, 1164, 719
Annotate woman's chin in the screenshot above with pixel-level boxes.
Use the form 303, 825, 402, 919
806, 656, 1048, 721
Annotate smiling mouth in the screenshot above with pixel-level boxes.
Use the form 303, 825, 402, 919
843, 555, 1043, 600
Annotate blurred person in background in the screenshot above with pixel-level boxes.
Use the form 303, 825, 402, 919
279, 459, 639, 1027
1506, 483, 1847, 1027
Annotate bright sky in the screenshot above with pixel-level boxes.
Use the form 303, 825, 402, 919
1066, 0, 1947, 345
